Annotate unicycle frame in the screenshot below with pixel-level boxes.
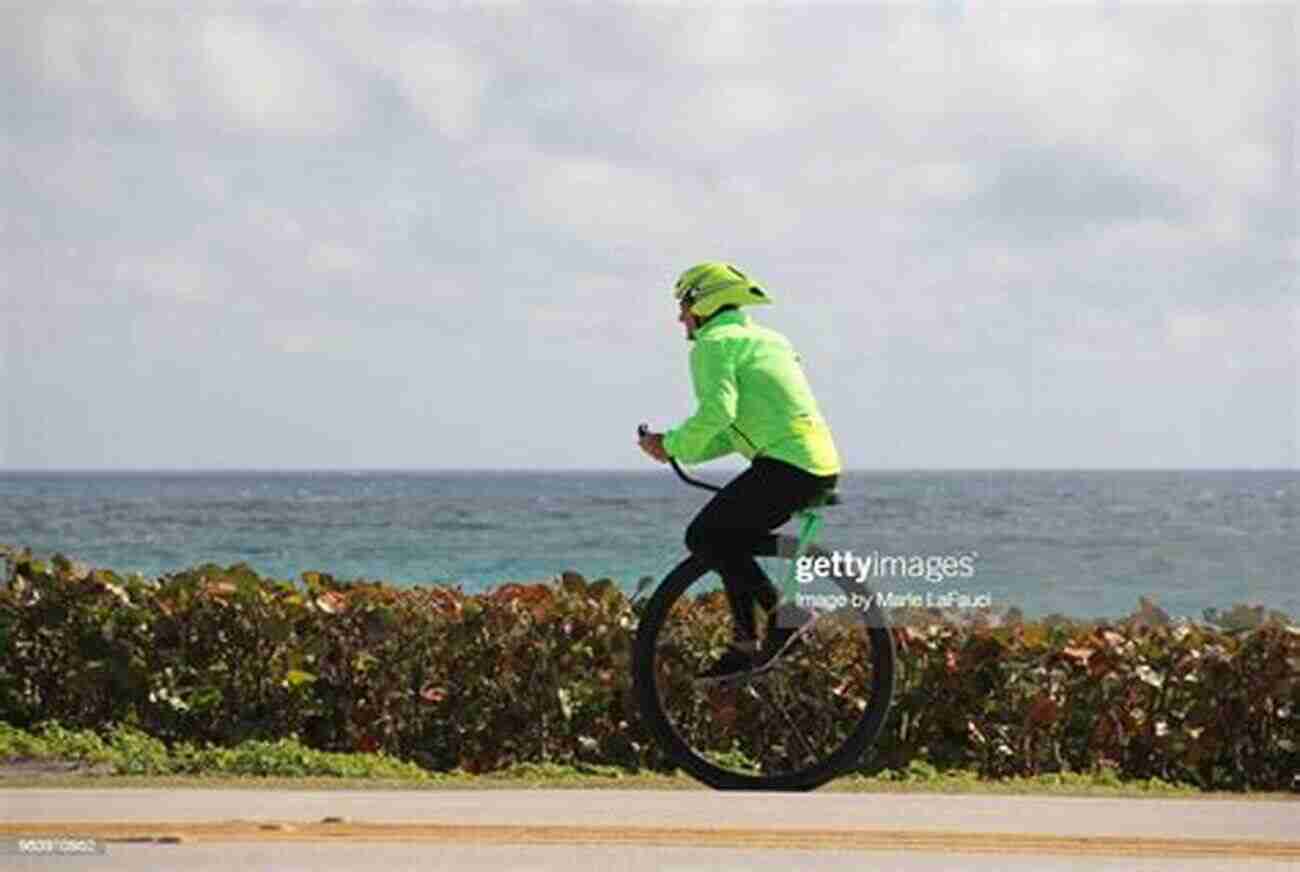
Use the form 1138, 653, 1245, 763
785, 508, 823, 602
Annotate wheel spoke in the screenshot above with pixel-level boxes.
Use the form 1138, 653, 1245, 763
751, 679, 820, 768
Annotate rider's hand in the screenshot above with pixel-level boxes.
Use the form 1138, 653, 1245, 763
638, 430, 669, 464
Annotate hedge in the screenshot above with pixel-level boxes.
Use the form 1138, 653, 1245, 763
1, 545, 1296, 790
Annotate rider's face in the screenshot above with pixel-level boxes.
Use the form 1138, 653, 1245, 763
678, 302, 697, 341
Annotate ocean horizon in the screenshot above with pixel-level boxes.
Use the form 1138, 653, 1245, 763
3, 468, 1296, 622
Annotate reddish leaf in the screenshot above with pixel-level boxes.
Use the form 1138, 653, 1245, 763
1026, 694, 1059, 727
316, 591, 348, 614
1061, 645, 1094, 666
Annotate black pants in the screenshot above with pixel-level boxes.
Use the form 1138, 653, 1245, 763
684, 457, 838, 641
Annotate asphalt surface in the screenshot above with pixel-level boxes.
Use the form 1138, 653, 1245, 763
2, 788, 1297, 872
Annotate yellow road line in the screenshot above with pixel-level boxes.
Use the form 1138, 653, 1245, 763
2, 822, 1298, 859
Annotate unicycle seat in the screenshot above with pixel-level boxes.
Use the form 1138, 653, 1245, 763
803, 490, 841, 509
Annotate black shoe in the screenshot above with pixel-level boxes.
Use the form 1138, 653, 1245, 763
763, 603, 815, 661
696, 645, 757, 681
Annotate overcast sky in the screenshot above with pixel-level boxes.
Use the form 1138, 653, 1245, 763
1, 3, 1296, 470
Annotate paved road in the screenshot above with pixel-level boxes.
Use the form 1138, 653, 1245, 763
2, 789, 1297, 871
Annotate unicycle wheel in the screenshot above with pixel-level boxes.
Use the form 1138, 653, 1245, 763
631, 538, 896, 791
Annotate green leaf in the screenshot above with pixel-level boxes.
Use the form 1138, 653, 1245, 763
285, 669, 317, 687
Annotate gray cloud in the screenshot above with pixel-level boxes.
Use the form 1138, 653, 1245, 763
966, 143, 1190, 243
1, 3, 1295, 469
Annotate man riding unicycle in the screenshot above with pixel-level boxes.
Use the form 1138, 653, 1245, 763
637, 262, 841, 680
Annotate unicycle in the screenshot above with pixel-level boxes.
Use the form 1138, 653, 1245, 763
632, 425, 896, 791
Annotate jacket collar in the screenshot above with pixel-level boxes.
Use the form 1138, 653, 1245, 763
696, 308, 749, 336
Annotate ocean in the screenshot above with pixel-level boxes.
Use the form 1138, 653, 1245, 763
1, 469, 1296, 620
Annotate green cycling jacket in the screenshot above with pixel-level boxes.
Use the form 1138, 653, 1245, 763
663, 309, 841, 476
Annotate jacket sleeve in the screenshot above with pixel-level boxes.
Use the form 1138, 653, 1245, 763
663, 339, 738, 463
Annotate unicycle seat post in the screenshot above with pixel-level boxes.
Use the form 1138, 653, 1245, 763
779, 507, 824, 603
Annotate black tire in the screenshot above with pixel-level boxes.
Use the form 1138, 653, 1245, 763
632, 537, 895, 791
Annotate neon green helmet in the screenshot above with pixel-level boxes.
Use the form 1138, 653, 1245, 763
673, 262, 772, 319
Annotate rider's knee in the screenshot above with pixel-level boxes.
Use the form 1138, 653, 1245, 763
684, 519, 713, 556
